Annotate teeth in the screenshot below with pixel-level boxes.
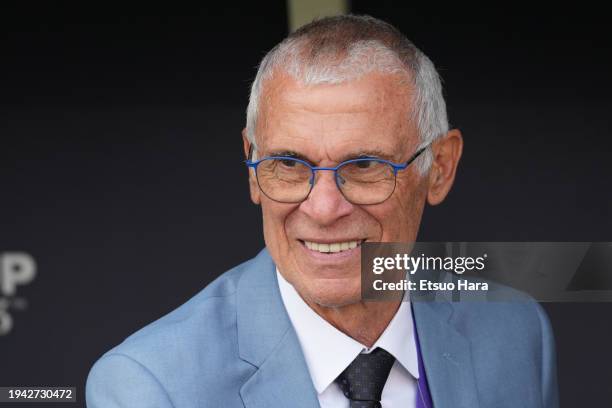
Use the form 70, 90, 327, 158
304, 240, 362, 253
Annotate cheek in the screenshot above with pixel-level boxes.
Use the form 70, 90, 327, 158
261, 200, 297, 250
369, 180, 427, 241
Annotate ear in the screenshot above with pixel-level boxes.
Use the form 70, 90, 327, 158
242, 129, 261, 205
426, 128, 463, 206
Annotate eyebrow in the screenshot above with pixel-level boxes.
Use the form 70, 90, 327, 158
340, 149, 397, 162
265, 150, 312, 163
263, 149, 398, 164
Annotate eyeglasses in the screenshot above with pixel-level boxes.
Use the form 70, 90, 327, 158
245, 144, 429, 205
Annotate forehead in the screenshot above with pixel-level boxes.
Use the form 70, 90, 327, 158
256, 71, 417, 160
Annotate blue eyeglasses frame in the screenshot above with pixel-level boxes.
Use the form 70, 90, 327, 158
245, 144, 430, 204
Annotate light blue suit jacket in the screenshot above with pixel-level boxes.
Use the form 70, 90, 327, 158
86, 249, 559, 407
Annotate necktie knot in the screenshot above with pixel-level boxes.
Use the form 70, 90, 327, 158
335, 347, 396, 408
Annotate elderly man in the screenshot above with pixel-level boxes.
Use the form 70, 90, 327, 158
87, 15, 559, 408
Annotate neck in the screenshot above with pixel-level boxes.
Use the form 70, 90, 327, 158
306, 298, 401, 348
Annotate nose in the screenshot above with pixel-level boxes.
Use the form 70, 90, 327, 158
299, 169, 354, 226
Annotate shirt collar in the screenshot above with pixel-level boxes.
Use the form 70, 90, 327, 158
276, 269, 419, 394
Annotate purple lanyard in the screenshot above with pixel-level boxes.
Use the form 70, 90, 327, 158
412, 306, 434, 408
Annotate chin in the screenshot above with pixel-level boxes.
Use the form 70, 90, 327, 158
302, 280, 362, 308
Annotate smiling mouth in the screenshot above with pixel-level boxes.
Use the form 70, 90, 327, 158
300, 239, 366, 254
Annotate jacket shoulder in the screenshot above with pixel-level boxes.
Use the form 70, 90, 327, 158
86, 253, 265, 407
446, 292, 558, 407
116, 255, 248, 354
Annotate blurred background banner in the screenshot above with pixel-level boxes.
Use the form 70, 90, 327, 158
287, 0, 348, 31
1, 1, 611, 406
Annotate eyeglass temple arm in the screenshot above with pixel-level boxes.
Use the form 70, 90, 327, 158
247, 144, 254, 161
245, 143, 259, 166
392, 144, 430, 171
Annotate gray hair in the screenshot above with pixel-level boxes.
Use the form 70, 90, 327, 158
246, 15, 449, 174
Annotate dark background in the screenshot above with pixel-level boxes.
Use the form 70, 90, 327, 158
1, 2, 611, 406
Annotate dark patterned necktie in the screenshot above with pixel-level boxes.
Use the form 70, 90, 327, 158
335, 347, 396, 408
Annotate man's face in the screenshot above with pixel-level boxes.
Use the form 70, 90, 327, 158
247, 71, 429, 308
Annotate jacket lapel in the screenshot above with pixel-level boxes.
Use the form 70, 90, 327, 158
237, 249, 320, 408
412, 301, 480, 408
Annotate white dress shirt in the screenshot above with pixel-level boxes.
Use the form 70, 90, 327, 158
277, 270, 419, 408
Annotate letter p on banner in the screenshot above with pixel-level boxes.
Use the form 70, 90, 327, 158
1, 252, 36, 296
